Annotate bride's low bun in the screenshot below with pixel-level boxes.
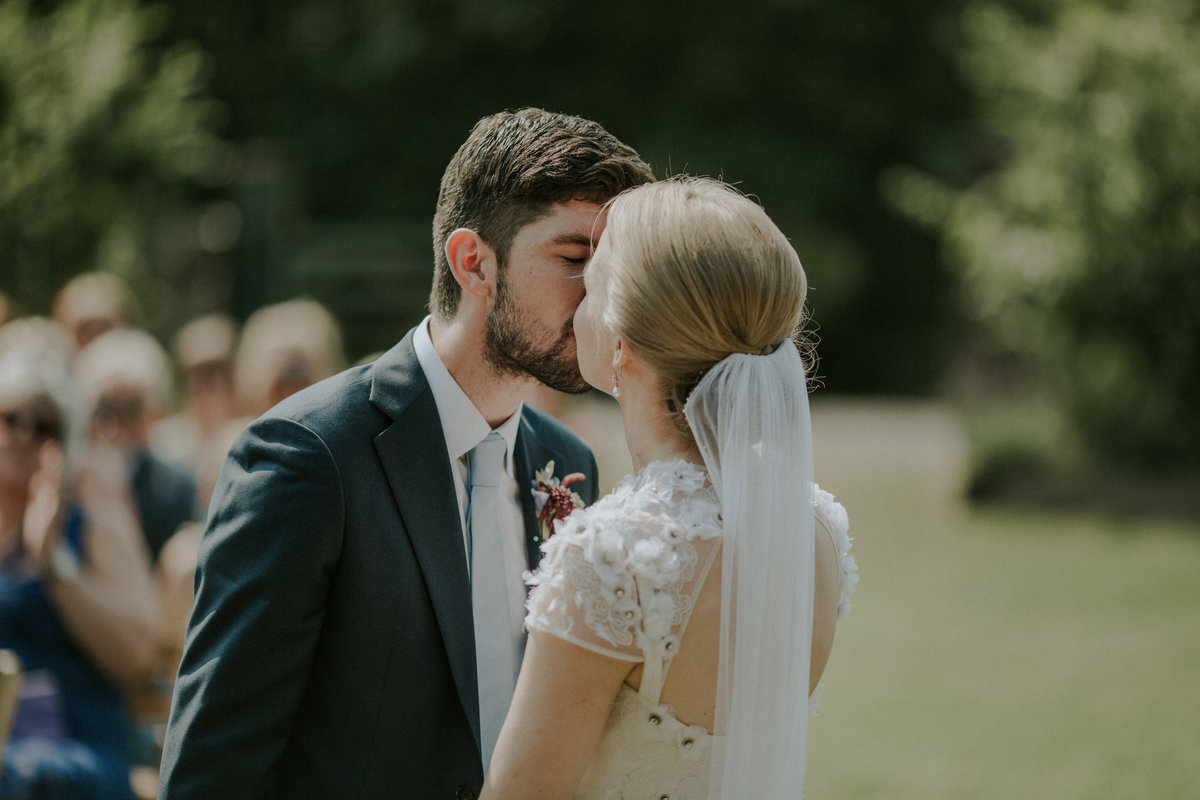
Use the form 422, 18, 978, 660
597, 177, 812, 435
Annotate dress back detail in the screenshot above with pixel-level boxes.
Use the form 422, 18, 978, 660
525, 460, 856, 799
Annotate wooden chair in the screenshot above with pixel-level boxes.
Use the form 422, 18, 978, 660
126, 642, 179, 800
0, 649, 23, 769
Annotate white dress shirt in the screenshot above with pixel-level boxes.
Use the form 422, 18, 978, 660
412, 317, 528, 663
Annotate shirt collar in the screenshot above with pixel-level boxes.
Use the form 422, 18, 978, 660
413, 316, 523, 473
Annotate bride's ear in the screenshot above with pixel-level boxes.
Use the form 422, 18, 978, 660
612, 338, 632, 373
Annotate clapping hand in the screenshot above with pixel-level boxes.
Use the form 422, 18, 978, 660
22, 439, 66, 575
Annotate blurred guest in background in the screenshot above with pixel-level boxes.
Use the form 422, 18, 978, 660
0, 319, 161, 800
233, 299, 346, 419
0, 292, 20, 328
151, 314, 241, 479
50, 273, 136, 353
74, 330, 198, 562
152, 418, 245, 700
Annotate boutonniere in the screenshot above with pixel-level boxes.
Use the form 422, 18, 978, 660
531, 460, 585, 540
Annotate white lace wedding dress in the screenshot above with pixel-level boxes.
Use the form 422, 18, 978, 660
525, 459, 857, 800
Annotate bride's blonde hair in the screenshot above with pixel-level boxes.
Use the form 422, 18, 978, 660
596, 176, 811, 434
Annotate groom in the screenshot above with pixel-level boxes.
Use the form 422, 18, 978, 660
157, 109, 654, 800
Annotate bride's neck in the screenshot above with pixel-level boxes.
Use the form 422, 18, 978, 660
617, 374, 702, 472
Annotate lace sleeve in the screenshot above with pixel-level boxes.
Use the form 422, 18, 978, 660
526, 462, 725, 672
524, 510, 647, 663
814, 485, 857, 619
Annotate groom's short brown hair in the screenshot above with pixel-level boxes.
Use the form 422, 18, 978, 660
430, 108, 654, 319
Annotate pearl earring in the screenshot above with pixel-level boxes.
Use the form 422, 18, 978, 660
611, 371, 621, 398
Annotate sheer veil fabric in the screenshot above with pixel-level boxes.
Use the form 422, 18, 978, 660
683, 338, 815, 799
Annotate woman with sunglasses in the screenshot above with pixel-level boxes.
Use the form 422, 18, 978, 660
0, 318, 161, 800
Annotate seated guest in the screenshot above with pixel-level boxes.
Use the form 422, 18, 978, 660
51, 273, 136, 353
233, 298, 347, 418
151, 314, 241, 478
0, 320, 161, 800
74, 330, 199, 562
153, 417, 245, 696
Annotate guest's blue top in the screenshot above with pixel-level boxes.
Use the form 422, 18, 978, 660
0, 509, 131, 758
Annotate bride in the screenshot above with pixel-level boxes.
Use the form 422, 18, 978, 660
481, 176, 857, 799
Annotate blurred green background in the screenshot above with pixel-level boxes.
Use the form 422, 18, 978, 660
1, 1, 1198, 793
4, 0, 1199, 481
805, 398, 1200, 799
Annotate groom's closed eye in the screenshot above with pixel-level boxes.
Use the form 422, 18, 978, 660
549, 234, 596, 259
555, 249, 591, 271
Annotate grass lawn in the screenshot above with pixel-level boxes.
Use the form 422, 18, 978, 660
549, 392, 1200, 798
804, 399, 1200, 799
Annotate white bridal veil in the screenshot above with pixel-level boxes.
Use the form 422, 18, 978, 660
684, 338, 815, 799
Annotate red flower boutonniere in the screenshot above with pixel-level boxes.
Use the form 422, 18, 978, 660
531, 460, 585, 540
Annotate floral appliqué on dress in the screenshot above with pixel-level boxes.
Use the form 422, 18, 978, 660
525, 460, 722, 663
524, 459, 856, 799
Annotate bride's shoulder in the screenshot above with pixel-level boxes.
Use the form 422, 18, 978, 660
526, 459, 720, 654
813, 484, 857, 619
813, 485, 849, 538
533, 459, 720, 588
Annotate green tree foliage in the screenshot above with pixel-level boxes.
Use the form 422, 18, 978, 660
0, 0, 222, 323
888, 0, 1200, 465
160, 0, 972, 390
4, 0, 978, 391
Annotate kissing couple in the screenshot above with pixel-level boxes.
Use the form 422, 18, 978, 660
158, 108, 856, 800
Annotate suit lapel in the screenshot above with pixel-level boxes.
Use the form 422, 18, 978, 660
368, 337, 595, 754
370, 333, 481, 750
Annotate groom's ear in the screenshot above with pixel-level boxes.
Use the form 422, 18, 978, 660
445, 228, 497, 301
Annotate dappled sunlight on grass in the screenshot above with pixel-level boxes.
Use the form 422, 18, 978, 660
804, 399, 1200, 799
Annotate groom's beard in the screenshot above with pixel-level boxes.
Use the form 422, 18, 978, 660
485, 274, 588, 394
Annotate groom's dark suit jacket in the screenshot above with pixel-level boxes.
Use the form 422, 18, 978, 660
158, 329, 599, 800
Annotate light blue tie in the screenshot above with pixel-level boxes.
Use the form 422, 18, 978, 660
469, 432, 516, 772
